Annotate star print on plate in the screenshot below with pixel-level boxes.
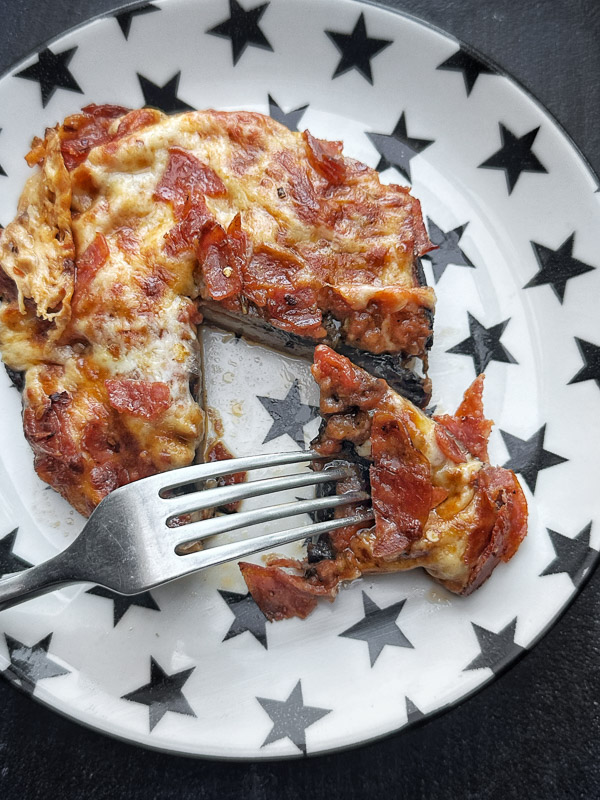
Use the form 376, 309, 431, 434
367, 112, 434, 182
540, 524, 596, 586
500, 425, 567, 494
15, 47, 83, 108
424, 218, 475, 283
464, 619, 523, 673
339, 592, 413, 667
137, 71, 193, 113
436, 46, 496, 96
257, 680, 331, 755
405, 697, 426, 723
479, 123, 547, 194
257, 379, 319, 448
219, 589, 268, 649
115, 4, 160, 39
207, 0, 273, 66
268, 94, 308, 132
86, 586, 160, 627
0, 528, 31, 577
569, 338, 600, 390
0, 0, 597, 761
447, 312, 517, 374
122, 657, 196, 732
524, 234, 595, 303
2, 634, 70, 697
325, 12, 392, 84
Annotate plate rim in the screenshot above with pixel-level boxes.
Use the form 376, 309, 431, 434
0, 0, 598, 760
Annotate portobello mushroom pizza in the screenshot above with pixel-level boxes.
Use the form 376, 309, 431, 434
0, 103, 526, 607
241, 346, 528, 620
0, 104, 434, 516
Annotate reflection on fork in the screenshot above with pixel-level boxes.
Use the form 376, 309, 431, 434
0, 450, 372, 611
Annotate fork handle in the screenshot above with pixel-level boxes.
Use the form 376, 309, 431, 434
0, 550, 77, 612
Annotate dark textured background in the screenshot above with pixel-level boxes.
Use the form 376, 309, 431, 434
0, 1, 599, 798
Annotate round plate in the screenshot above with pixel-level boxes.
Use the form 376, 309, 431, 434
0, 0, 598, 759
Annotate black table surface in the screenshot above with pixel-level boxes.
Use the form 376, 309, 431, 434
0, 1, 599, 798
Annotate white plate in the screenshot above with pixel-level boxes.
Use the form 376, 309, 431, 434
0, 0, 598, 759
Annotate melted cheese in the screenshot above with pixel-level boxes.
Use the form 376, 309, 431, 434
0, 106, 435, 515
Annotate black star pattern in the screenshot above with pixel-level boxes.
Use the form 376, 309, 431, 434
436, 46, 496, 96
500, 425, 568, 494
367, 113, 434, 183
339, 591, 413, 667
257, 379, 319, 448
86, 586, 160, 627
405, 697, 426, 723
479, 123, 547, 194
207, 0, 273, 66
569, 338, 600, 390
2, 633, 70, 697
447, 312, 517, 374
325, 12, 392, 84
540, 524, 596, 586
122, 657, 196, 732
268, 94, 308, 132
218, 589, 268, 649
15, 47, 83, 108
257, 680, 331, 755
424, 218, 475, 283
137, 72, 193, 114
0, 528, 32, 577
465, 619, 523, 673
115, 4, 160, 39
524, 234, 595, 303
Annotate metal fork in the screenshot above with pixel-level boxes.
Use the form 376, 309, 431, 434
0, 451, 372, 612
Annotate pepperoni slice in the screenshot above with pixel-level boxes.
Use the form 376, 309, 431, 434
434, 424, 466, 464
59, 104, 132, 170
265, 287, 325, 337
105, 379, 171, 419
154, 147, 227, 219
369, 410, 432, 559
460, 464, 529, 595
239, 562, 337, 621
434, 374, 493, 462
71, 233, 110, 314
198, 218, 245, 301
303, 130, 346, 185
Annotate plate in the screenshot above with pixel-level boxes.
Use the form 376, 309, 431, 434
0, 0, 598, 759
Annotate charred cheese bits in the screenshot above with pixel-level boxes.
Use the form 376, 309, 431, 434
0, 105, 435, 516
240, 346, 528, 620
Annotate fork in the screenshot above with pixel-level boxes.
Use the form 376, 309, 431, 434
0, 451, 373, 612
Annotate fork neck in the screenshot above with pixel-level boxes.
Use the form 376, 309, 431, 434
0, 549, 79, 612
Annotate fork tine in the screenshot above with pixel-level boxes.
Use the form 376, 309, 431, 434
169, 511, 375, 575
137, 450, 323, 495
162, 464, 353, 521
168, 490, 370, 545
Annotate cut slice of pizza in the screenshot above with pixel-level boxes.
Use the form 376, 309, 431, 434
240, 345, 528, 620
0, 105, 434, 515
